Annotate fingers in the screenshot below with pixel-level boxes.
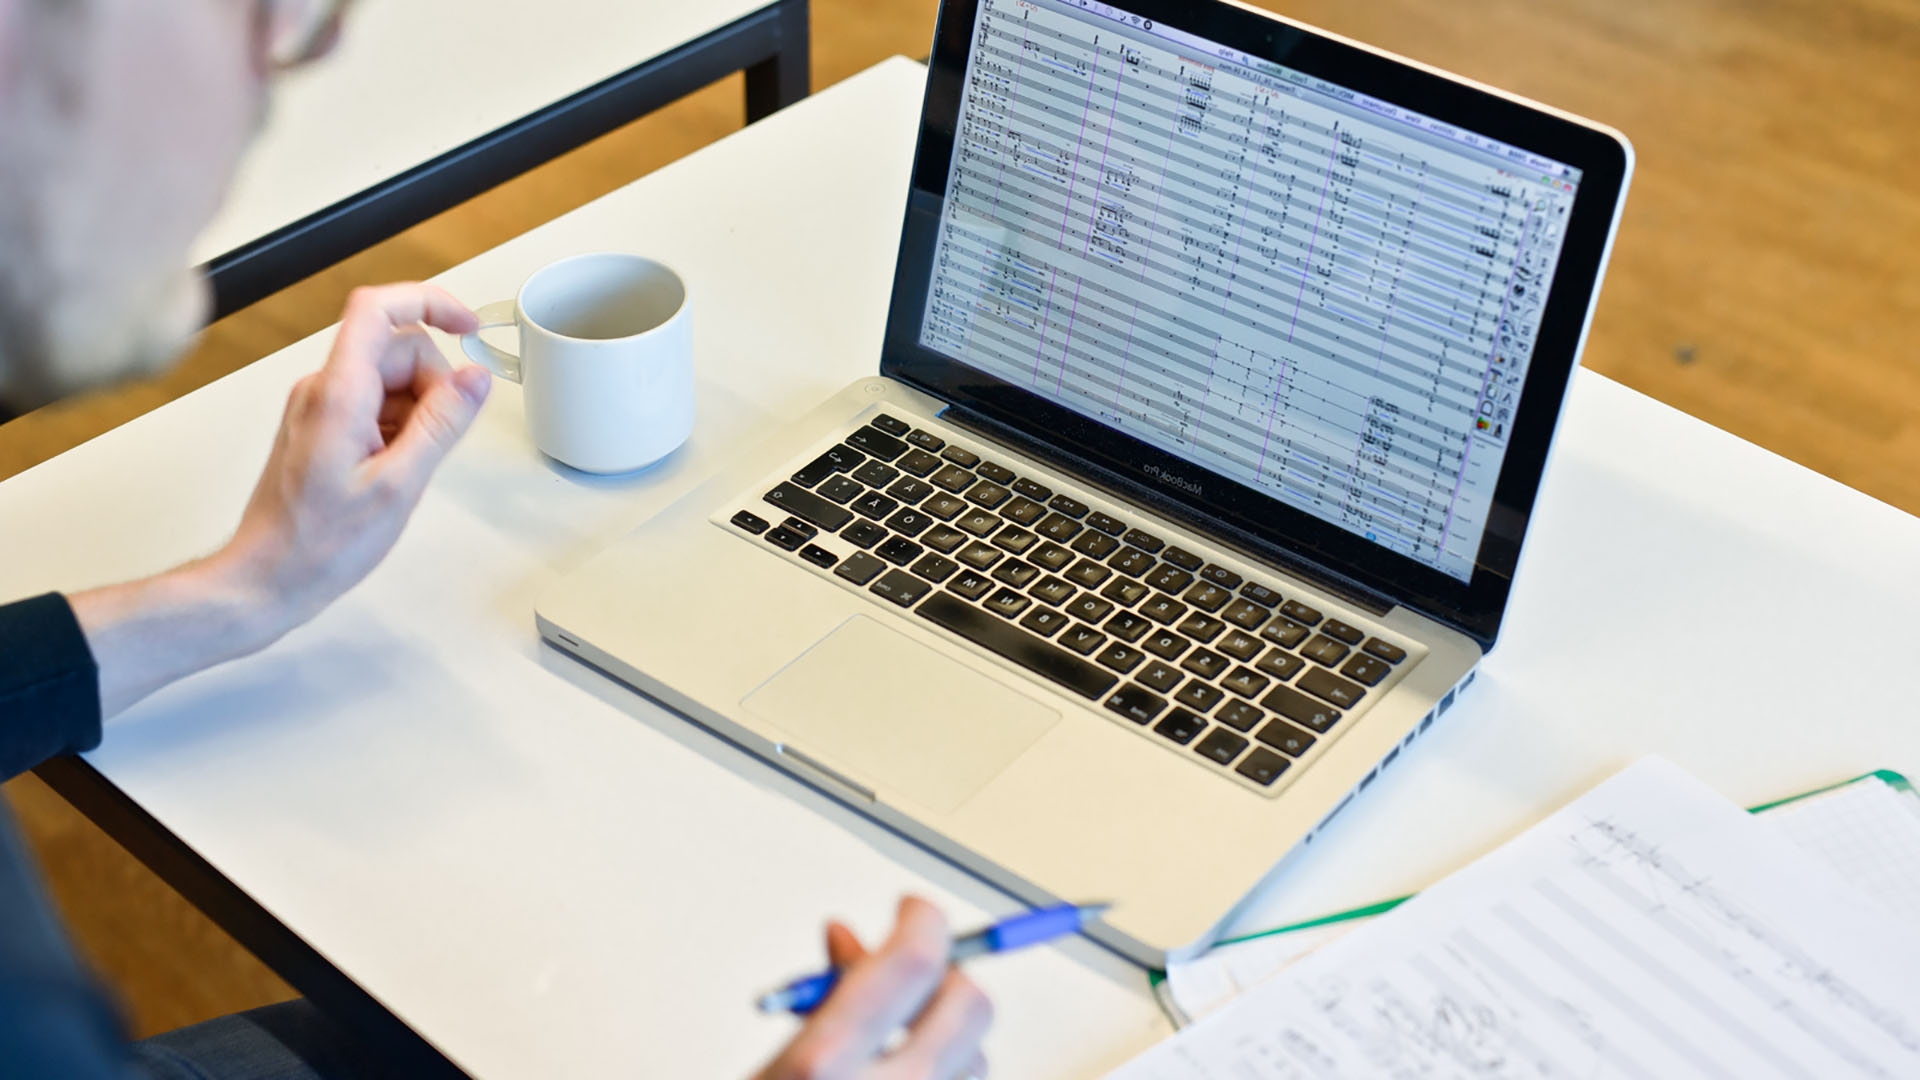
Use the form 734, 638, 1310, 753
778, 898, 953, 1074
825, 921, 870, 970
371, 359, 491, 498
327, 283, 478, 381
891, 969, 994, 1080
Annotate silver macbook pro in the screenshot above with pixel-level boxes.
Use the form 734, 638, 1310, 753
537, 0, 1633, 965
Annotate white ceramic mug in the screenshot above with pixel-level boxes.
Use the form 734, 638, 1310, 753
461, 252, 694, 473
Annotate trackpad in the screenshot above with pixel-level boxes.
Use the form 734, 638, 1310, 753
742, 616, 1060, 814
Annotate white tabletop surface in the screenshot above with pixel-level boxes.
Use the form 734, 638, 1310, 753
193, 0, 774, 266
7, 56, 1919, 1079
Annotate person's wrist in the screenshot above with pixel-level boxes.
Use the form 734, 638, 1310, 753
188, 537, 308, 656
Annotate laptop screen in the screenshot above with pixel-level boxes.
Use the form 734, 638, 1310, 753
917, 0, 1580, 585
883, 0, 1631, 644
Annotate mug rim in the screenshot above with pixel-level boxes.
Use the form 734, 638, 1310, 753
515, 251, 689, 344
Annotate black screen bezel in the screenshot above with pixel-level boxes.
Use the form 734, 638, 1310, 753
880, 0, 1630, 646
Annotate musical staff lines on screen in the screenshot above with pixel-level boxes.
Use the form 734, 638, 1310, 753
923, 0, 1578, 581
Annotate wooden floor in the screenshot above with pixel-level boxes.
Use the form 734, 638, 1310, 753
3, 0, 1915, 1042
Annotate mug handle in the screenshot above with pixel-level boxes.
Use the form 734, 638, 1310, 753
460, 300, 522, 384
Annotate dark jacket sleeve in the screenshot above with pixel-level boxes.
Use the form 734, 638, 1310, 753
0, 593, 104, 783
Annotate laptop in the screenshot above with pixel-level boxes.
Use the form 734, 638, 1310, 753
537, 0, 1632, 965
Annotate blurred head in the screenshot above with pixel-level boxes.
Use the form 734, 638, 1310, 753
0, 0, 341, 415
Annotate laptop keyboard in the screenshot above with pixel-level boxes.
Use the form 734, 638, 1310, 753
721, 413, 1417, 795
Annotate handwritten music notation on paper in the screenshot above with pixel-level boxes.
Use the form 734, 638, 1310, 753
1111, 758, 1920, 1080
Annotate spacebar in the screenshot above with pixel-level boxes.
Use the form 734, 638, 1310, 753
916, 593, 1118, 700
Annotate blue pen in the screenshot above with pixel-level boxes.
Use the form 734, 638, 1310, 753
755, 902, 1112, 1015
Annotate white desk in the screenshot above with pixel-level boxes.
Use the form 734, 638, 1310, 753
196, 0, 807, 317
6, 57, 1919, 1079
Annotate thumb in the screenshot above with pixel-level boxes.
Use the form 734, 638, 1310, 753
378, 365, 490, 494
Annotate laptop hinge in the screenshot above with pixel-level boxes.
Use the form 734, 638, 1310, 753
938, 404, 1397, 619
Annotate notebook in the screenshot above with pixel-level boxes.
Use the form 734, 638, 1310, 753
1158, 767, 1920, 1025
1117, 758, 1920, 1077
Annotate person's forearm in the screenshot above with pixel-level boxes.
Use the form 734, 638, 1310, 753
67, 550, 292, 720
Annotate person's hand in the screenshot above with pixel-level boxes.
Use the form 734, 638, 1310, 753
71, 283, 491, 717
754, 898, 994, 1080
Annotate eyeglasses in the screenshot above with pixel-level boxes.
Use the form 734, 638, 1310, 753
257, 0, 350, 71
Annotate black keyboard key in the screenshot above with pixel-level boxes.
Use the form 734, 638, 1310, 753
1302, 635, 1350, 667
840, 520, 888, 549
957, 509, 1001, 537
1280, 600, 1322, 625
1136, 661, 1183, 693
1255, 648, 1306, 681
1048, 494, 1090, 518
918, 593, 1117, 699
781, 517, 818, 539
1096, 642, 1145, 673
1299, 667, 1367, 709
1260, 685, 1343, 732
885, 509, 933, 537
1109, 547, 1155, 578
1322, 619, 1365, 646
792, 444, 864, 486
1067, 594, 1115, 624
1144, 565, 1195, 594
1176, 613, 1225, 643
870, 413, 911, 436
1364, 638, 1408, 664
846, 426, 908, 460
905, 429, 944, 451
1260, 617, 1311, 649
800, 543, 839, 568
957, 542, 1002, 570
851, 492, 900, 521
991, 560, 1040, 588
1104, 611, 1152, 643
1255, 719, 1317, 757
1011, 477, 1052, 501
1103, 684, 1167, 724
1221, 599, 1270, 631
1143, 629, 1191, 661
1174, 681, 1224, 712
1069, 531, 1120, 559
911, 553, 959, 584
1030, 576, 1077, 606
1184, 583, 1231, 613
922, 493, 967, 521
1341, 654, 1392, 687
835, 551, 887, 585
1065, 559, 1112, 589
1153, 709, 1207, 746
1216, 700, 1264, 732
1101, 578, 1150, 606
930, 464, 975, 493
1037, 513, 1084, 541
1002, 496, 1047, 526
731, 510, 770, 534
1019, 606, 1070, 638
1218, 629, 1263, 661
1161, 546, 1204, 572
922, 524, 968, 553
764, 525, 807, 550
870, 569, 930, 607
764, 482, 855, 532
976, 461, 1015, 485
1122, 528, 1164, 554
1181, 648, 1230, 680
1195, 727, 1249, 765
817, 475, 864, 504
1239, 583, 1283, 607
1140, 594, 1189, 625
1058, 624, 1107, 656
1236, 748, 1291, 786
1200, 564, 1243, 589
897, 449, 942, 477
1030, 542, 1075, 572
1086, 511, 1127, 536
948, 568, 994, 600
983, 587, 1031, 618
992, 525, 1038, 555
1220, 666, 1271, 699
940, 445, 982, 468
852, 461, 899, 488
887, 477, 934, 504
965, 480, 1011, 510
876, 537, 924, 566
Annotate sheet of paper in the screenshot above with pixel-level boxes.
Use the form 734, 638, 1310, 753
1119, 758, 1920, 1078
